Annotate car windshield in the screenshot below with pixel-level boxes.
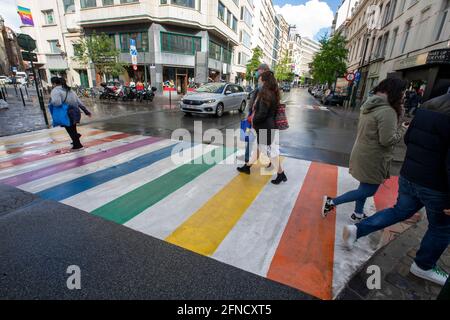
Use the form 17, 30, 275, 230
196, 83, 226, 94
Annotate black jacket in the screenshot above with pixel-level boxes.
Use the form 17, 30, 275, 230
401, 93, 450, 196
253, 95, 277, 130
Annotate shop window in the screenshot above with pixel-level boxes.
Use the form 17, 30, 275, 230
172, 0, 195, 8
161, 32, 201, 55
120, 0, 139, 4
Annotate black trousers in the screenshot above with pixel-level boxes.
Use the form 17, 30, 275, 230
64, 124, 82, 148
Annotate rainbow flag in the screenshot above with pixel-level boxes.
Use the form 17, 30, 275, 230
17, 6, 34, 26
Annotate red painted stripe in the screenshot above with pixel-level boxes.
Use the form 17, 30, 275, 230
267, 162, 338, 300
0, 133, 132, 170
374, 176, 399, 211
0, 130, 105, 156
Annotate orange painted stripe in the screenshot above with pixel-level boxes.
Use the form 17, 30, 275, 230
0, 130, 105, 156
374, 176, 399, 211
0, 133, 132, 170
267, 162, 338, 300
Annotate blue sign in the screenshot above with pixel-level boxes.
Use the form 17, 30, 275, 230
355, 71, 361, 82
130, 39, 137, 65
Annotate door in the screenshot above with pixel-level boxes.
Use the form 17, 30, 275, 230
79, 70, 89, 88
222, 85, 234, 109
176, 74, 187, 95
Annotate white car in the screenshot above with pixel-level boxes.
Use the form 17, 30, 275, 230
15, 72, 28, 85
180, 83, 248, 117
0, 76, 10, 85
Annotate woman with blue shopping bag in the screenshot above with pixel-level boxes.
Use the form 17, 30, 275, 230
49, 77, 92, 150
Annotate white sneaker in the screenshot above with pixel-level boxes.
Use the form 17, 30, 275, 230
342, 225, 357, 250
350, 212, 368, 223
410, 262, 449, 286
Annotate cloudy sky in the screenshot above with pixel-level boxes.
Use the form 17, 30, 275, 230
2, 0, 339, 39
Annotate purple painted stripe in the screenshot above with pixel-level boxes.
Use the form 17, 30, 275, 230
0, 137, 161, 187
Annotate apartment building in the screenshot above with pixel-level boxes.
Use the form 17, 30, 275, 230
339, 0, 450, 106
288, 33, 321, 83
0, 16, 26, 75
232, 0, 254, 85
19, 0, 241, 96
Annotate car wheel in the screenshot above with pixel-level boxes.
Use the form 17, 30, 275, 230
239, 101, 246, 113
215, 103, 224, 117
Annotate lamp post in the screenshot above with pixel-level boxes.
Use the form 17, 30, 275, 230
142, 38, 148, 87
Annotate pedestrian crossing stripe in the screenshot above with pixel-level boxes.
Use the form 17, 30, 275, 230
286, 105, 329, 111
0, 127, 417, 300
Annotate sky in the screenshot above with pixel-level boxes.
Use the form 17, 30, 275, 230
1, 0, 340, 39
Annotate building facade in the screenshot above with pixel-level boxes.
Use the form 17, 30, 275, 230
339, 0, 450, 106
288, 33, 321, 83
0, 16, 27, 76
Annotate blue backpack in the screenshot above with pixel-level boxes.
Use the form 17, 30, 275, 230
49, 90, 71, 127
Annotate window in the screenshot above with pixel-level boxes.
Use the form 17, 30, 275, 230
240, 30, 251, 48
120, 32, 149, 52
389, 28, 398, 57
73, 43, 83, 57
48, 40, 61, 54
382, 2, 391, 26
120, 0, 139, 3
232, 16, 237, 33
398, 0, 406, 14
381, 32, 389, 58
80, 0, 97, 8
103, 0, 114, 5
238, 52, 249, 65
43, 10, 55, 25
227, 10, 232, 27
209, 41, 231, 63
401, 20, 412, 53
63, 0, 75, 13
435, 0, 450, 41
161, 32, 201, 55
172, 0, 195, 8
218, 2, 225, 21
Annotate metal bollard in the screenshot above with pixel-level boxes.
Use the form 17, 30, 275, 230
19, 87, 26, 106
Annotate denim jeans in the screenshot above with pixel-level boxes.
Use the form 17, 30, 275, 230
356, 176, 450, 270
333, 182, 380, 214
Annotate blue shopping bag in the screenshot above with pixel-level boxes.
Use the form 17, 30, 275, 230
49, 102, 71, 127
240, 119, 255, 142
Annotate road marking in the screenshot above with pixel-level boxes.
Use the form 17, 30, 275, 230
267, 162, 338, 300
166, 163, 273, 256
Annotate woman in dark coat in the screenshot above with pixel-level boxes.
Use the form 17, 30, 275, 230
50, 77, 92, 150
237, 71, 287, 185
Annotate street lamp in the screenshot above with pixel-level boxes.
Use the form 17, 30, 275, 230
142, 38, 148, 87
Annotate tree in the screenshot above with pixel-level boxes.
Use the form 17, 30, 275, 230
245, 47, 263, 82
73, 32, 125, 79
310, 33, 348, 87
274, 51, 295, 83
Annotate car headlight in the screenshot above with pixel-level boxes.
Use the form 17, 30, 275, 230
203, 99, 216, 104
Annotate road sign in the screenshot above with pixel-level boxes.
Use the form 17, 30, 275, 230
22, 51, 38, 62
345, 72, 355, 82
130, 38, 138, 68
17, 34, 36, 51
354, 71, 361, 82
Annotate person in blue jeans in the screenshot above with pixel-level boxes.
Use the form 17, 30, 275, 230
322, 78, 408, 222
343, 91, 450, 286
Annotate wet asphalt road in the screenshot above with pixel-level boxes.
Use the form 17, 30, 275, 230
83, 88, 358, 168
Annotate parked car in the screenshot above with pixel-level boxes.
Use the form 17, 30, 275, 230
281, 83, 291, 92
0, 76, 10, 85
180, 82, 248, 117
321, 91, 346, 106
14, 72, 28, 85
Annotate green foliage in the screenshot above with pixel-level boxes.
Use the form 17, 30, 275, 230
245, 47, 263, 82
73, 32, 125, 78
310, 33, 348, 86
274, 51, 295, 83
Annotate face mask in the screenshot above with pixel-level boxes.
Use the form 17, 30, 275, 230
255, 71, 260, 79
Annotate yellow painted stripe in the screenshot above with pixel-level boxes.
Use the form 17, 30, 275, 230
166, 163, 274, 256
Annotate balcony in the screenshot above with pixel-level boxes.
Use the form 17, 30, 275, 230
79, 1, 150, 27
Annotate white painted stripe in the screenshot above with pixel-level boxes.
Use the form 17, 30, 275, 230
0, 135, 147, 179
19, 139, 178, 193
331, 166, 380, 299
212, 158, 311, 277
125, 154, 239, 240
0, 127, 64, 144
0, 131, 120, 163
63, 144, 219, 212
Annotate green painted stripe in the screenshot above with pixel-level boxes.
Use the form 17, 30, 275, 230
91, 147, 235, 224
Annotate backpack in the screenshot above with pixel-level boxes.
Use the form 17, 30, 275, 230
275, 103, 289, 130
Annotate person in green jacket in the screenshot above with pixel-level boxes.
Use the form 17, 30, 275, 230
322, 78, 409, 222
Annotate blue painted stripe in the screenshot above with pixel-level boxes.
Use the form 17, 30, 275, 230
37, 142, 191, 201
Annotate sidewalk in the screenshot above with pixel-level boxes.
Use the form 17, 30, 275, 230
0, 85, 181, 137
338, 218, 450, 300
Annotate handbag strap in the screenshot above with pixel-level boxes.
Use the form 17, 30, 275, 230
63, 90, 69, 104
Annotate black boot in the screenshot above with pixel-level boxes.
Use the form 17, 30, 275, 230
237, 164, 251, 174
271, 172, 287, 185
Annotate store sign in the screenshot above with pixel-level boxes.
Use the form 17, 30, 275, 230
130, 39, 137, 67
395, 53, 428, 70
426, 49, 450, 65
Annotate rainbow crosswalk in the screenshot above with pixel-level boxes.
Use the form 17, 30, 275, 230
0, 127, 414, 300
